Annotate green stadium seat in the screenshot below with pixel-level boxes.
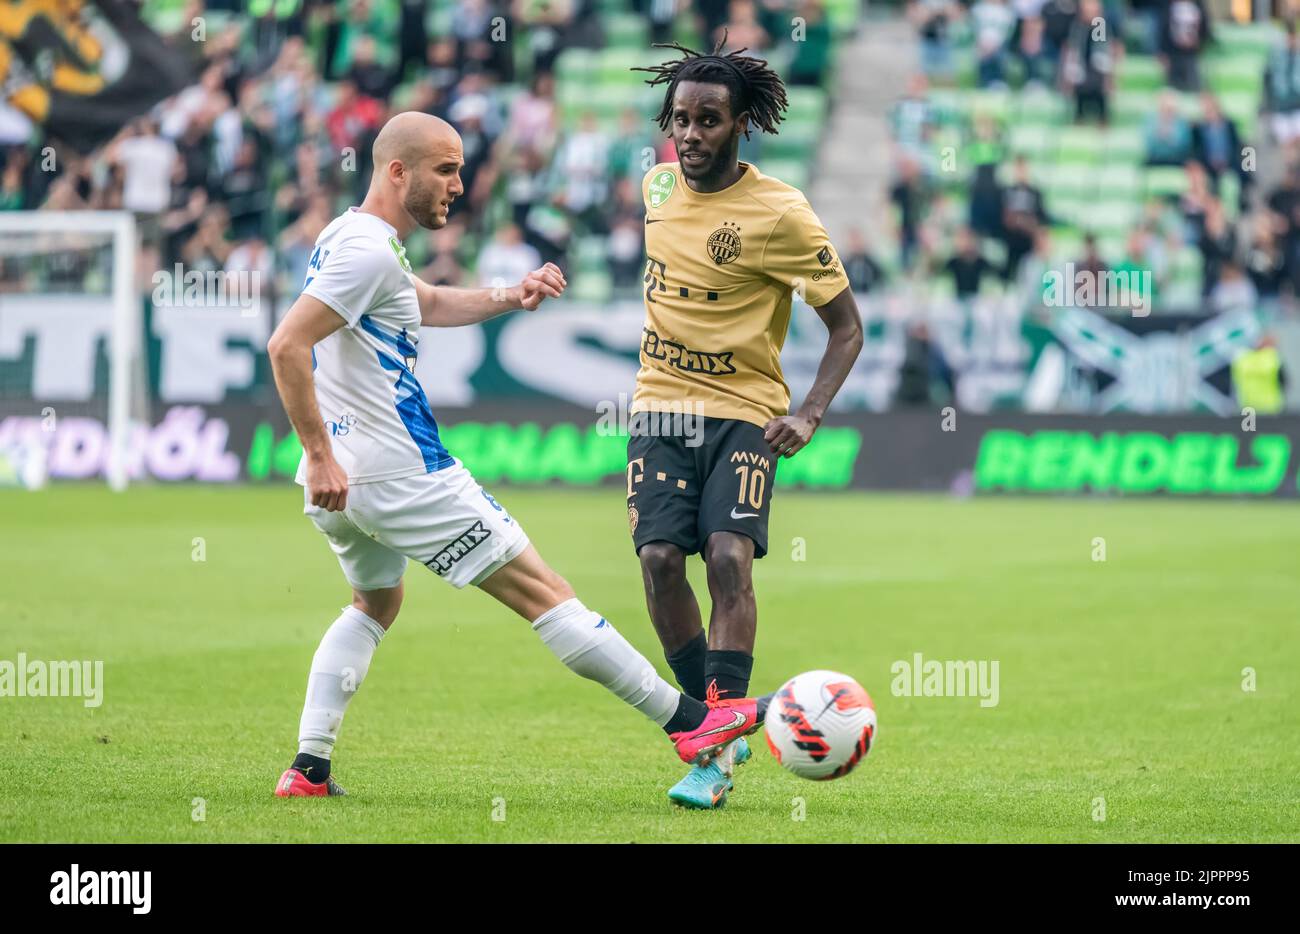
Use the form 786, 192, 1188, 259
1008, 124, 1052, 159
555, 49, 597, 85
1096, 165, 1141, 199
1033, 162, 1088, 197
759, 159, 808, 190
967, 89, 1011, 121
824, 0, 860, 35
786, 86, 827, 120
1214, 22, 1283, 58
1144, 166, 1189, 199
764, 134, 813, 160
1204, 57, 1264, 96
1111, 90, 1157, 127
604, 13, 649, 49
1101, 127, 1145, 164
1076, 199, 1140, 235
1017, 91, 1068, 125
1117, 56, 1164, 92
1054, 127, 1103, 165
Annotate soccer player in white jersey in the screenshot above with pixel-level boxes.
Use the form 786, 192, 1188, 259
267, 112, 766, 797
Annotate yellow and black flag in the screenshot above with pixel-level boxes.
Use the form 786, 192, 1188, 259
0, 0, 192, 152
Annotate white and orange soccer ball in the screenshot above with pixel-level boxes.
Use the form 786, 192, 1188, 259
765, 670, 876, 780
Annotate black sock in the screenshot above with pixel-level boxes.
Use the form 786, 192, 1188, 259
665, 631, 708, 700
705, 650, 753, 700
291, 752, 330, 783
663, 694, 708, 734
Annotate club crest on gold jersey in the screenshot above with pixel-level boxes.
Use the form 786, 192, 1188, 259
707, 222, 742, 265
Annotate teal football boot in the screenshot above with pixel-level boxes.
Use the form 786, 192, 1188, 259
667, 738, 751, 809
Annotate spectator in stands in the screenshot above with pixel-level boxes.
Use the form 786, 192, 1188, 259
108, 118, 179, 244
891, 155, 932, 271
1265, 21, 1300, 155
1198, 197, 1236, 297
1074, 233, 1107, 305
1012, 14, 1055, 89
971, 0, 1016, 89
1001, 154, 1048, 280
325, 78, 385, 153
0, 150, 26, 210
1208, 260, 1258, 314
944, 226, 996, 300
1040, 0, 1077, 66
608, 177, 646, 290
448, 90, 500, 217
890, 73, 937, 164
789, 0, 834, 86
841, 228, 886, 294
551, 111, 612, 234
419, 221, 470, 287
1126, 0, 1164, 55
1232, 335, 1287, 414
517, 72, 560, 156
1160, 0, 1210, 93
477, 222, 543, 289
1061, 0, 1116, 126
160, 161, 208, 265
181, 203, 233, 274
398, 0, 431, 83
1144, 91, 1192, 166
1015, 226, 1055, 314
1179, 158, 1214, 243
347, 35, 395, 102
716, 0, 772, 55
908, 0, 962, 81
1112, 225, 1167, 313
967, 111, 1006, 238
1244, 211, 1285, 302
1191, 93, 1248, 209
607, 108, 655, 190
896, 321, 955, 406
517, 0, 576, 76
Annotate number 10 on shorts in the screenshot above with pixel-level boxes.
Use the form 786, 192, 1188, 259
734, 464, 766, 510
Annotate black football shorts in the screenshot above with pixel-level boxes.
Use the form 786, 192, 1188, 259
626, 414, 777, 559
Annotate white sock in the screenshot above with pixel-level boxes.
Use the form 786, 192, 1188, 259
531, 598, 681, 727
297, 606, 386, 758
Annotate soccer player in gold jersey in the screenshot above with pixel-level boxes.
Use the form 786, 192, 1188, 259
628, 40, 865, 808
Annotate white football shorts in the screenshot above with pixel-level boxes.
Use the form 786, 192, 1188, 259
303, 459, 530, 591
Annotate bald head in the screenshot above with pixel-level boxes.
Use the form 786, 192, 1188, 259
372, 112, 458, 169
369, 112, 464, 231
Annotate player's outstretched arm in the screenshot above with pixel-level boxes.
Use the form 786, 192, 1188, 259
415, 262, 567, 326
764, 286, 864, 458
267, 294, 349, 511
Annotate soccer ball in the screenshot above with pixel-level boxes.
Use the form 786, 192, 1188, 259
765, 670, 876, 780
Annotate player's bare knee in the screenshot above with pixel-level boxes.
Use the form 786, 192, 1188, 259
353, 585, 402, 629
546, 568, 576, 605
639, 542, 686, 592
705, 538, 754, 600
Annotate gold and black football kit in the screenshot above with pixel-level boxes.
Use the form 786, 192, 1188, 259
628, 160, 849, 558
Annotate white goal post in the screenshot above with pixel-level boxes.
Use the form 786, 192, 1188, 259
0, 211, 138, 491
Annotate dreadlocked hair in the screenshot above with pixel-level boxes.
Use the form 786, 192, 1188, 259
632, 33, 788, 139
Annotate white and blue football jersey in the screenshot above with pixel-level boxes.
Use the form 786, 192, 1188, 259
294, 208, 452, 484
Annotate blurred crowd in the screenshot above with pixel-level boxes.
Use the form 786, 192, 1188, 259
876, 0, 1300, 325
1, 0, 838, 302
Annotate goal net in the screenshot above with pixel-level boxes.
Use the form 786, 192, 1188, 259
0, 211, 142, 490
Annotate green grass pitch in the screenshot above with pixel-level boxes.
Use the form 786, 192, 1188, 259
1, 485, 1296, 842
